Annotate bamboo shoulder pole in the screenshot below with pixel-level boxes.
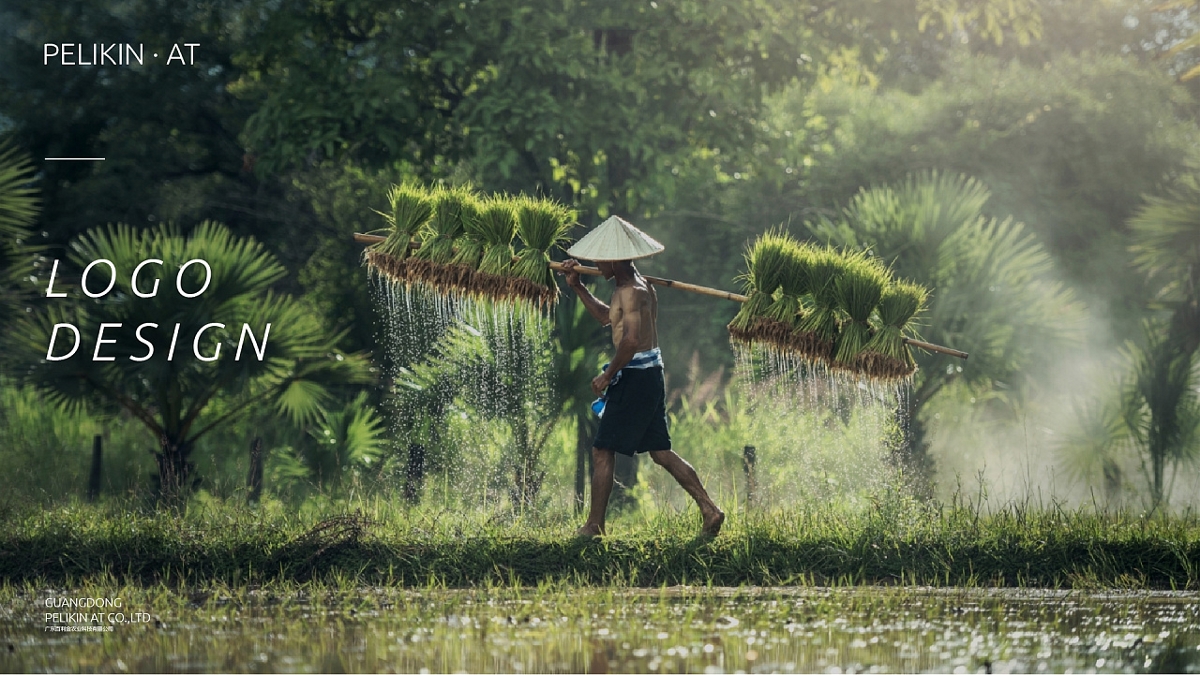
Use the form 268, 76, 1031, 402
354, 233, 967, 359
354, 233, 744, 300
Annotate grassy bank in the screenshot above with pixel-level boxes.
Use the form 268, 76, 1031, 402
2, 496, 1198, 589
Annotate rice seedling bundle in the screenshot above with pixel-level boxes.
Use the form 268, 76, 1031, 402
832, 252, 889, 367
446, 197, 486, 292
763, 241, 814, 327
511, 196, 576, 307
410, 186, 479, 289
861, 279, 928, 379
367, 183, 435, 284
793, 246, 844, 360
728, 230, 794, 346
476, 199, 518, 276
469, 197, 519, 298
375, 183, 433, 258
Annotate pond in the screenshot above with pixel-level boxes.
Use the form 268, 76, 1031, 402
3, 585, 1198, 673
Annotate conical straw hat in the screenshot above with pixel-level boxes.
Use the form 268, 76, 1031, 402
566, 216, 665, 261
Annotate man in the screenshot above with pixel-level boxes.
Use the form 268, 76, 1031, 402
560, 215, 725, 538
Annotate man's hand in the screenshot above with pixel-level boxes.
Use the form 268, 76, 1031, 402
591, 371, 612, 396
559, 258, 584, 289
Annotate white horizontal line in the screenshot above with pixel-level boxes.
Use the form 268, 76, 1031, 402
45, 157, 105, 161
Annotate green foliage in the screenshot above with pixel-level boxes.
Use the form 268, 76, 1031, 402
776, 54, 1196, 334
1121, 323, 1200, 509
0, 380, 155, 503
0, 141, 38, 242
1108, 174, 1200, 509
0, 141, 39, 338
293, 392, 387, 492
1129, 174, 1200, 305
390, 305, 558, 508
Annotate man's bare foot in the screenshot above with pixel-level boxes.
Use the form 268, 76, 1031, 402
575, 523, 604, 539
700, 508, 725, 538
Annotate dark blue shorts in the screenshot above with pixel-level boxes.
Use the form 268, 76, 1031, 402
593, 367, 671, 456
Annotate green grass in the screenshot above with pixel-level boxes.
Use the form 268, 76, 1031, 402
2, 495, 1198, 589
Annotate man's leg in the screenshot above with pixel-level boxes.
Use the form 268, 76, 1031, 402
577, 447, 616, 537
648, 450, 725, 537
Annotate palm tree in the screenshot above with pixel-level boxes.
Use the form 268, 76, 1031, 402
267, 391, 387, 494
808, 171, 1081, 490
392, 304, 559, 509
553, 295, 607, 513
12, 222, 372, 502
0, 140, 39, 337
1120, 173, 1200, 509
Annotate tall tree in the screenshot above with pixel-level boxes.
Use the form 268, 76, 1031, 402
1121, 173, 1200, 508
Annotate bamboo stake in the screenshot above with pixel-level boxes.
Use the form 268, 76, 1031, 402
353, 232, 968, 359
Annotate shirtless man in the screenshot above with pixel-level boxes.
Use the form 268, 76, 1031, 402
560, 253, 725, 539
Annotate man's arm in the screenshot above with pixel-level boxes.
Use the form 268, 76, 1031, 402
560, 259, 610, 326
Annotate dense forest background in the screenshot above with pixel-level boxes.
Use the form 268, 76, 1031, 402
1, 0, 1197, 513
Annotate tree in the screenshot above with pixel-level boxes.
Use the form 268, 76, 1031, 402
1119, 173, 1200, 509
0, 141, 39, 337
746, 53, 1198, 340
268, 391, 387, 495
392, 307, 558, 510
553, 294, 607, 512
0, 1, 262, 244
12, 222, 372, 502
808, 171, 1081, 489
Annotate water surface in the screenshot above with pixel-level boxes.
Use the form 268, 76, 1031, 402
3, 586, 1198, 673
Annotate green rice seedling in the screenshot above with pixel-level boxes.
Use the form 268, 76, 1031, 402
862, 279, 928, 379
446, 196, 485, 292
374, 183, 433, 259
450, 200, 486, 270
833, 252, 889, 367
475, 199, 518, 275
511, 196, 576, 306
414, 186, 476, 264
366, 183, 434, 284
728, 229, 794, 344
763, 240, 814, 328
794, 245, 844, 360
411, 186, 480, 289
